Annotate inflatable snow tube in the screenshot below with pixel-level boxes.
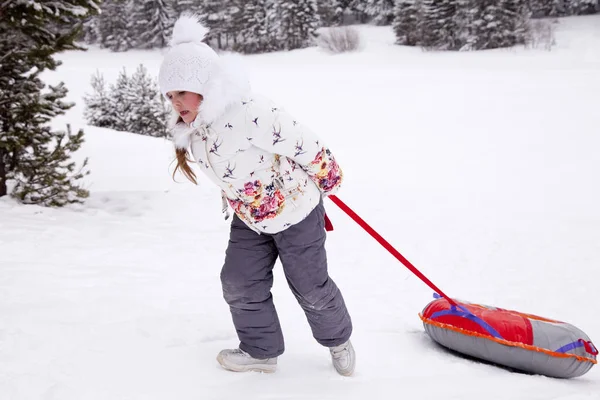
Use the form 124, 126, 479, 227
420, 298, 597, 378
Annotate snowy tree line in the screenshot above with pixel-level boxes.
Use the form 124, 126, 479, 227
530, 0, 600, 16
84, 0, 399, 53
86, 0, 599, 54
394, 0, 532, 50
393, 0, 599, 50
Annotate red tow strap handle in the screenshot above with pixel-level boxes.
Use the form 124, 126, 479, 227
328, 195, 458, 308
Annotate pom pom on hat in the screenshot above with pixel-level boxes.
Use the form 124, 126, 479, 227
170, 12, 209, 46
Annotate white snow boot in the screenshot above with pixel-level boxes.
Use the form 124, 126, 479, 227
216, 348, 277, 373
330, 340, 355, 376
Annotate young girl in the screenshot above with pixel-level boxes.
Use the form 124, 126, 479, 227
158, 14, 354, 376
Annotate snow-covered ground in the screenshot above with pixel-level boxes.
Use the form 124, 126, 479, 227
1, 16, 599, 400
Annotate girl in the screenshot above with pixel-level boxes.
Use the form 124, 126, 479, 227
158, 14, 354, 376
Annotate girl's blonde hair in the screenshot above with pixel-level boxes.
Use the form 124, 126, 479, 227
172, 116, 197, 184
174, 147, 197, 184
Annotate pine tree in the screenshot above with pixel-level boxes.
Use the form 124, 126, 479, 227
529, 0, 564, 17
110, 69, 135, 132
265, 1, 283, 49
82, 15, 100, 44
127, 65, 169, 137
12, 123, 90, 206
463, 1, 494, 49
503, 0, 532, 47
453, 0, 476, 50
318, 0, 338, 26
277, 0, 320, 50
420, 0, 459, 50
131, 0, 176, 49
236, 0, 266, 53
348, 0, 369, 23
226, 0, 248, 50
174, 0, 203, 16
468, 0, 530, 50
365, 0, 396, 25
318, 0, 354, 25
202, 0, 229, 49
566, 0, 600, 15
332, 0, 350, 25
393, 0, 423, 46
0, 0, 98, 205
83, 71, 117, 128
235, 0, 281, 53
97, 0, 135, 52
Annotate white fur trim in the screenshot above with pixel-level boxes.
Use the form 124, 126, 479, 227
168, 111, 194, 149
196, 52, 251, 125
170, 122, 195, 150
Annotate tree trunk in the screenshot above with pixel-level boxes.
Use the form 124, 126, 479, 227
0, 148, 7, 197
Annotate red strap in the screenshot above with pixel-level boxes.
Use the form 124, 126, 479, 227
324, 213, 334, 231
328, 195, 457, 307
584, 340, 599, 356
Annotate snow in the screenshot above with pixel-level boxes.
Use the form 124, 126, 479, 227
2, 15, 600, 399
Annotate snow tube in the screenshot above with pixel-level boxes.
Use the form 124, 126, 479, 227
420, 297, 597, 378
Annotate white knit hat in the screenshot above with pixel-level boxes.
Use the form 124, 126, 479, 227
158, 13, 219, 99
159, 13, 251, 145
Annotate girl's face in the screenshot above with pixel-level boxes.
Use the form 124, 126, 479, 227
167, 91, 203, 124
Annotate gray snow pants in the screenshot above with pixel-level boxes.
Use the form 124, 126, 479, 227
220, 200, 353, 359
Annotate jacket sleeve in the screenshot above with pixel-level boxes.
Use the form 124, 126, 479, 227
250, 104, 343, 196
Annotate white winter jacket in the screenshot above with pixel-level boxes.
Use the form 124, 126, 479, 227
177, 100, 344, 234
187, 94, 343, 234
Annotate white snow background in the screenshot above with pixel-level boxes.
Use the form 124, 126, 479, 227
1, 16, 599, 400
